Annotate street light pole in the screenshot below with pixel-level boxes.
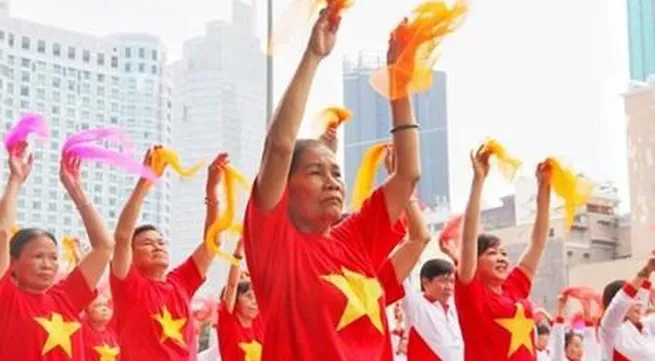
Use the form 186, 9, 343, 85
266, 0, 273, 126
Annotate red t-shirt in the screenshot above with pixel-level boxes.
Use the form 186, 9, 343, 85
377, 259, 405, 306
82, 321, 121, 361
216, 301, 264, 361
110, 257, 204, 361
0, 267, 97, 360
243, 185, 405, 361
455, 267, 535, 361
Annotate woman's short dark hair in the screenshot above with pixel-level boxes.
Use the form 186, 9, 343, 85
602, 280, 626, 309
236, 281, 252, 297
565, 331, 582, 348
10, 228, 57, 260
289, 139, 326, 176
536, 323, 550, 336
477, 233, 501, 256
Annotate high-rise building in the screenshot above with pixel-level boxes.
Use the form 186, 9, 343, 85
0, 11, 173, 242
343, 52, 449, 209
170, 0, 265, 292
568, 77, 655, 291
627, 0, 655, 80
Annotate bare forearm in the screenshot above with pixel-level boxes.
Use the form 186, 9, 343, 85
115, 180, 148, 246
459, 178, 484, 282
519, 186, 551, 276
405, 199, 429, 242
203, 203, 218, 240
71, 189, 113, 253
267, 52, 320, 151
0, 178, 21, 230
390, 97, 420, 181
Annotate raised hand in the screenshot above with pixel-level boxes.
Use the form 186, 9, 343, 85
7, 141, 34, 184
470, 145, 490, 180
307, 9, 340, 59
59, 155, 83, 195
535, 161, 552, 188
206, 152, 229, 195
319, 127, 338, 153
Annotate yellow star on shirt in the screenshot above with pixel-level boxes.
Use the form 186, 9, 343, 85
239, 340, 262, 361
153, 306, 188, 347
93, 344, 120, 361
321, 267, 384, 333
494, 303, 535, 357
34, 312, 81, 357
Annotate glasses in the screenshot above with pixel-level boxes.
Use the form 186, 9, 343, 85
135, 238, 169, 247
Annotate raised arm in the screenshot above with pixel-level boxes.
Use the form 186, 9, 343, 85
458, 147, 489, 283
222, 240, 244, 313
517, 162, 551, 278
112, 147, 161, 279
552, 295, 567, 361
60, 156, 114, 288
319, 126, 338, 153
380, 28, 421, 224
193, 153, 228, 276
255, 10, 339, 212
0, 141, 33, 278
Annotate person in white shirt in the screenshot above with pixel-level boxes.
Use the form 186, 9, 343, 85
401, 258, 464, 361
599, 254, 655, 361
536, 323, 553, 361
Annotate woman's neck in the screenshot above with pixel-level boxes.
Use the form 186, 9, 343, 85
236, 313, 254, 328
289, 212, 331, 235
88, 320, 108, 331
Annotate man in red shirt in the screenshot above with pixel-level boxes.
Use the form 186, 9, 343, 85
110, 149, 227, 360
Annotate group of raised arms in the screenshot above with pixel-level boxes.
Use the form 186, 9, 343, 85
1, 6, 655, 361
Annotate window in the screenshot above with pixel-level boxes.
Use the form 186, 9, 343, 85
111, 56, 118, 68
52, 105, 60, 115
8, 33, 14, 47
97, 86, 105, 96
139, 47, 145, 58
139, 63, 145, 73
37, 40, 45, 53
125, 63, 131, 72
0, 31, 4, 41
125, 47, 131, 58
67, 93, 75, 104
68, 46, 75, 60
21, 36, 29, 50
97, 74, 105, 82
152, 50, 158, 61
37, 88, 45, 99
20, 71, 29, 82
97, 53, 105, 66
53, 64, 61, 74
21, 58, 29, 68
82, 49, 90, 63
52, 77, 61, 88
151, 65, 158, 75
32, 201, 41, 210
53, 43, 61, 57
20, 86, 28, 97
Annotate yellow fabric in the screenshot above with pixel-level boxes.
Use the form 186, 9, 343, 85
546, 157, 595, 229
204, 165, 250, 264
484, 139, 522, 182
61, 236, 82, 271
350, 143, 388, 210
320, 106, 352, 130
150, 147, 204, 178
370, 0, 469, 99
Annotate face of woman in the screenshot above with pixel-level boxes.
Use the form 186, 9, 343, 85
236, 289, 259, 321
288, 145, 345, 230
565, 334, 584, 361
12, 235, 59, 293
86, 295, 113, 325
477, 243, 510, 284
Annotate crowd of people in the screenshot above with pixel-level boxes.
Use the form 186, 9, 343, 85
0, 5, 654, 361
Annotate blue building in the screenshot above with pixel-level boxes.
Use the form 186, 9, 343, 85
627, 0, 655, 80
343, 53, 450, 209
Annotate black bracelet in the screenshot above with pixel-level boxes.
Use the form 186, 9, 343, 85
390, 124, 419, 134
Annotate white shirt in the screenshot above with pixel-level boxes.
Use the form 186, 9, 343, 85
402, 276, 464, 361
